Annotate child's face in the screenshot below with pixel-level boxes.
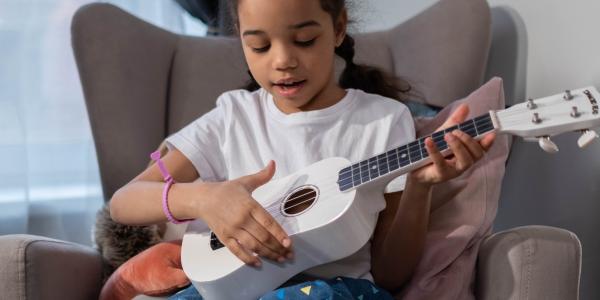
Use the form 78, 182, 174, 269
238, 0, 346, 112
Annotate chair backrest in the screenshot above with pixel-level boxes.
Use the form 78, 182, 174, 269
71, 0, 492, 200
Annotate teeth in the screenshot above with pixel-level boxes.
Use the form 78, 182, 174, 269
277, 80, 303, 86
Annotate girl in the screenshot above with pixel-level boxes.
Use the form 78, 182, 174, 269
109, 0, 495, 299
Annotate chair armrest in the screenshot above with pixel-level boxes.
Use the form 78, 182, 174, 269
0, 234, 105, 300
476, 225, 581, 300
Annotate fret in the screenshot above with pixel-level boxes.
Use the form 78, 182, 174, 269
408, 141, 422, 162
406, 141, 413, 164
418, 138, 425, 160
431, 131, 447, 151
378, 153, 389, 175
389, 148, 400, 171
472, 118, 479, 136
386, 148, 397, 171
385, 152, 391, 173
351, 163, 360, 187
359, 160, 369, 184
397, 145, 410, 168
479, 122, 494, 133
368, 157, 378, 180
444, 125, 459, 135
459, 121, 476, 138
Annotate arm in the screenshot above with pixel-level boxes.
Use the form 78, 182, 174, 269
109, 148, 292, 265
109, 148, 201, 225
371, 177, 433, 292
371, 104, 496, 291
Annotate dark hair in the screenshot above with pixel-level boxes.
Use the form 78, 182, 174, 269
229, 0, 412, 101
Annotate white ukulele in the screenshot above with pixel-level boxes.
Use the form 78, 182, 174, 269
181, 87, 600, 300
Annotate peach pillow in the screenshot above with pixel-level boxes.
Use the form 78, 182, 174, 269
99, 240, 190, 300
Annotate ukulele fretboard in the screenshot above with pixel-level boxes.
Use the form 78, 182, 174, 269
337, 113, 494, 191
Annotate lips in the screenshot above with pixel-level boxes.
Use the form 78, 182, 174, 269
273, 78, 306, 87
272, 79, 306, 97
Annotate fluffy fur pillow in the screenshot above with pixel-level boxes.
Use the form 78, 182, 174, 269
397, 77, 511, 299
94, 205, 164, 276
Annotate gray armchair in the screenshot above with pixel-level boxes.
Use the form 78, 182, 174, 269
0, 0, 582, 299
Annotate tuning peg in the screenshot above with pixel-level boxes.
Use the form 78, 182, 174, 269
577, 129, 599, 148
538, 136, 559, 153
527, 98, 537, 109
564, 90, 574, 100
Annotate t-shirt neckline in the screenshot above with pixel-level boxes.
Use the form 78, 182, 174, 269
264, 88, 357, 125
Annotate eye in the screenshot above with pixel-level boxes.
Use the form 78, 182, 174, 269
251, 45, 270, 53
295, 38, 316, 47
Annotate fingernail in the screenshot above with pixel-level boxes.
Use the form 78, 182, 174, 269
287, 252, 294, 259
278, 256, 285, 263
452, 130, 461, 136
282, 238, 291, 248
445, 133, 455, 141
254, 260, 262, 267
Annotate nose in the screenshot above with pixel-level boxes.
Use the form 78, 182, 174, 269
271, 43, 298, 71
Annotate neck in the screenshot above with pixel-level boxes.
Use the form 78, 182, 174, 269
337, 112, 496, 192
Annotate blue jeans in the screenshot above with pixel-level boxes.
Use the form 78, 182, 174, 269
169, 276, 394, 300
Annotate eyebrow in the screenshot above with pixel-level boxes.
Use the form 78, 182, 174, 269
242, 20, 321, 37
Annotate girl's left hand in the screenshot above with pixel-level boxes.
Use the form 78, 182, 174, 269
409, 104, 496, 187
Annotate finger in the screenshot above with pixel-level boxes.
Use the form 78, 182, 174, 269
440, 104, 470, 129
242, 215, 289, 259
424, 137, 448, 172
238, 160, 276, 191
250, 204, 292, 251
224, 237, 261, 267
480, 132, 497, 151
245, 217, 289, 258
452, 130, 484, 160
445, 132, 474, 172
236, 228, 284, 262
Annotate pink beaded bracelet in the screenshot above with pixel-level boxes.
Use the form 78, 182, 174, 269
150, 150, 193, 224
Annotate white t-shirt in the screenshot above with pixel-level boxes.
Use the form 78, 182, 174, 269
166, 88, 415, 281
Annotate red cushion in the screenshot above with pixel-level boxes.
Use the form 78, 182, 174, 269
99, 240, 190, 299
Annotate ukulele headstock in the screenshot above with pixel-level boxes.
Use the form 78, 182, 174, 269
495, 87, 600, 153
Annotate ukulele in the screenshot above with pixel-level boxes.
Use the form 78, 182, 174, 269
181, 87, 600, 300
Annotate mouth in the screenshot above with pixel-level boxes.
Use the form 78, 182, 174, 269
272, 79, 307, 97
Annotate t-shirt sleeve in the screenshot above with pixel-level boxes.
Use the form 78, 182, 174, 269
384, 108, 416, 194
165, 98, 228, 182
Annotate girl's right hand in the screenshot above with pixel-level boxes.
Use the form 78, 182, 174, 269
194, 160, 293, 267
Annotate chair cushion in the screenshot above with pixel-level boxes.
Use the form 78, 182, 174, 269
356, 0, 492, 108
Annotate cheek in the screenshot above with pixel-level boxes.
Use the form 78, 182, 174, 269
243, 52, 269, 82
304, 46, 335, 75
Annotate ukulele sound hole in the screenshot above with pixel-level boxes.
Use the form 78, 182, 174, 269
282, 185, 319, 216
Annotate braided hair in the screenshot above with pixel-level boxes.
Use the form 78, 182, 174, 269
229, 0, 411, 101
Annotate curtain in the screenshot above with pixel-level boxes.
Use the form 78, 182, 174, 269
0, 0, 206, 246
175, 0, 234, 35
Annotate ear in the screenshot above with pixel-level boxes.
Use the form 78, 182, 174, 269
334, 9, 348, 47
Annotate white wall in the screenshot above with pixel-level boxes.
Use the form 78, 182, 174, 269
357, 0, 600, 100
